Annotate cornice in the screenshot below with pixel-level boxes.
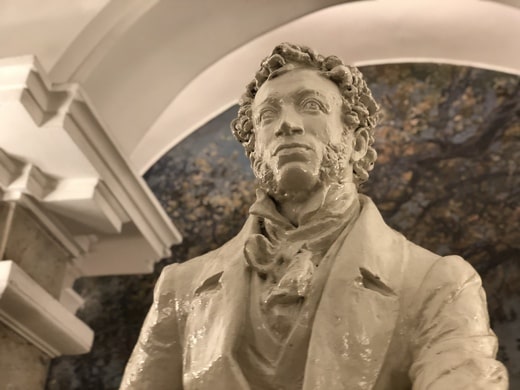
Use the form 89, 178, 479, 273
0, 261, 93, 357
0, 56, 181, 275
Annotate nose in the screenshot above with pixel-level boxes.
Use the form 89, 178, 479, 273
274, 109, 304, 137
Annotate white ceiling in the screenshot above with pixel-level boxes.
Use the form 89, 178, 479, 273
1, 0, 519, 174
0, 0, 110, 70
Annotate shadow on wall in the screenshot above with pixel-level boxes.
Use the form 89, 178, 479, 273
46, 63, 519, 390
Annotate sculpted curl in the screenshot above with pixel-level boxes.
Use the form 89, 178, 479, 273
231, 42, 380, 185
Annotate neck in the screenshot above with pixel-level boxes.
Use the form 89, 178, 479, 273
277, 188, 324, 226
275, 182, 357, 226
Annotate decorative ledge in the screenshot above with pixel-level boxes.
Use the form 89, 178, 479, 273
0, 55, 181, 276
0, 260, 94, 357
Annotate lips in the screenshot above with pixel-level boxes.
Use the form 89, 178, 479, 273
274, 143, 311, 155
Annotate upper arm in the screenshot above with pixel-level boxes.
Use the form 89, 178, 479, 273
120, 265, 184, 390
409, 256, 508, 390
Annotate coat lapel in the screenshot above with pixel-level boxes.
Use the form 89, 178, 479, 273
183, 196, 408, 389
183, 218, 258, 390
303, 195, 408, 390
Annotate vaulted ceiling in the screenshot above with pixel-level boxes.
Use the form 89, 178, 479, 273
1, 0, 519, 174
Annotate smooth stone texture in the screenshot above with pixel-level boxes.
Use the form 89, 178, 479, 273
0, 322, 50, 390
47, 62, 519, 389
0, 202, 73, 389
1, 202, 68, 299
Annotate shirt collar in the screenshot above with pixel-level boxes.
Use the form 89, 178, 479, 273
249, 183, 358, 229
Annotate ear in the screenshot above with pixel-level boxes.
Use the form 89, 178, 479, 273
351, 128, 369, 162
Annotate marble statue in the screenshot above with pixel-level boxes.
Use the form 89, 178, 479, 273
121, 43, 508, 389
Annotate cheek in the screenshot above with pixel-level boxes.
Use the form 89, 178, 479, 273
253, 129, 270, 156
329, 118, 347, 143
304, 117, 325, 133
307, 117, 344, 144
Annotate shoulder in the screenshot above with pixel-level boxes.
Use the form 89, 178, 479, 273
406, 239, 481, 289
401, 239, 482, 306
156, 247, 223, 296
156, 230, 247, 297
417, 254, 483, 300
405, 252, 486, 334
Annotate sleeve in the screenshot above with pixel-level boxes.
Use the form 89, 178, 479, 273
409, 255, 508, 390
120, 265, 183, 390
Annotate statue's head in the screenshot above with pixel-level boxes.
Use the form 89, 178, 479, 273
231, 43, 379, 201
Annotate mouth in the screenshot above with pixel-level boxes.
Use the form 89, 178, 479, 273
274, 143, 312, 155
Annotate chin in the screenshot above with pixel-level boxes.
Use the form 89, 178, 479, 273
252, 152, 329, 201
274, 163, 320, 200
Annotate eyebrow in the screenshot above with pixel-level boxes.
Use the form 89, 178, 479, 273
294, 89, 331, 111
294, 89, 327, 101
256, 96, 281, 109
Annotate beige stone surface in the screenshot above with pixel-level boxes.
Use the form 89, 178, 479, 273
0, 323, 50, 390
1, 202, 68, 299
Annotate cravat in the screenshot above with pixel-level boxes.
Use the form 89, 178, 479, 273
244, 234, 314, 307
244, 183, 360, 311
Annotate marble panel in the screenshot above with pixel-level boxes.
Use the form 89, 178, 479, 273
1, 203, 69, 299
0, 322, 50, 390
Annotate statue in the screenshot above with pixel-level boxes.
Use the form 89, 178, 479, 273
120, 43, 508, 389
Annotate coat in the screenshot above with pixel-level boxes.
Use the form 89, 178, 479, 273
120, 195, 508, 389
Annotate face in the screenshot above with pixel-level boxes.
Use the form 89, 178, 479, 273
252, 68, 354, 198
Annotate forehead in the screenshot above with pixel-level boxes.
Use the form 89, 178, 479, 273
253, 68, 342, 107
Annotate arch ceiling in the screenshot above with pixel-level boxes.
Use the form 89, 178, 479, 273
131, 0, 520, 173
48, 0, 346, 165
3, 0, 519, 174
0, 0, 110, 70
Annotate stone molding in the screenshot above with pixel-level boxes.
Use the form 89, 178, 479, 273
0, 260, 94, 357
1, 195, 94, 312
0, 55, 181, 276
4, 194, 87, 261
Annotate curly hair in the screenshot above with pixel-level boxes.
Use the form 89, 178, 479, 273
231, 42, 380, 185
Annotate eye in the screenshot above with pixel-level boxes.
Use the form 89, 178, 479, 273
258, 108, 277, 124
301, 99, 324, 112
